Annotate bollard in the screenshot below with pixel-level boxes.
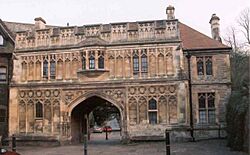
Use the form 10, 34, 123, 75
83, 134, 88, 155
12, 135, 16, 152
105, 127, 108, 140
165, 130, 170, 155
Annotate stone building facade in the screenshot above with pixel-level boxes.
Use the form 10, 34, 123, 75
0, 19, 14, 143
6, 6, 231, 143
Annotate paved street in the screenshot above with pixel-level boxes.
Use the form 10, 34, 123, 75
16, 132, 247, 155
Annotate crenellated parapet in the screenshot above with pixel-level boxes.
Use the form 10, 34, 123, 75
15, 19, 179, 50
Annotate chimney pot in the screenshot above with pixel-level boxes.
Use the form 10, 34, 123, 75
166, 5, 175, 20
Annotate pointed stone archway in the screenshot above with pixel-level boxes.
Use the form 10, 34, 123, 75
67, 91, 126, 143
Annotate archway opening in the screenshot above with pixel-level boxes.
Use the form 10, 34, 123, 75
70, 96, 121, 143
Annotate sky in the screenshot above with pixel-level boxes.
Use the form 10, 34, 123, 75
0, 0, 249, 40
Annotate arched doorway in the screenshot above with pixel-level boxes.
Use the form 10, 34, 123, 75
70, 95, 122, 143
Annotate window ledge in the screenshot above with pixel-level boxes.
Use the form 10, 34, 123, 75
77, 69, 109, 77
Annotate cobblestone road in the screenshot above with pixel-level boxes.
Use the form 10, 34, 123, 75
16, 132, 247, 155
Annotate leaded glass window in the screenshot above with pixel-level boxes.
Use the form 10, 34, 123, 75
198, 93, 216, 124
43, 60, 48, 78
36, 102, 43, 118
148, 98, 157, 124
98, 56, 104, 69
50, 60, 56, 79
205, 56, 213, 75
89, 55, 95, 69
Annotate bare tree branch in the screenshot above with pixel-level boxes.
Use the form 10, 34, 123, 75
237, 8, 250, 45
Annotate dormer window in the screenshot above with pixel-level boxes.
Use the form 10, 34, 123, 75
0, 35, 3, 45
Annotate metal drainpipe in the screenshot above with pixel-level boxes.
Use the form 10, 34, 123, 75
186, 53, 195, 142
6, 54, 11, 145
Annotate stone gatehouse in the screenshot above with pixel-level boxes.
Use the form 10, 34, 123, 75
5, 5, 231, 143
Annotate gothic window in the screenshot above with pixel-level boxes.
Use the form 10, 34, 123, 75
0, 66, 7, 81
43, 60, 48, 79
35, 102, 43, 119
196, 57, 204, 75
198, 93, 216, 124
89, 53, 95, 70
0, 109, 6, 122
205, 56, 213, 75
98, 55, 104, 69
50, 60, 56, 79
0, 35, 3, 45
133, 52, 139, 75
196, 56, 213, 76
148, 98, 157, 124
141, 53, 148, 73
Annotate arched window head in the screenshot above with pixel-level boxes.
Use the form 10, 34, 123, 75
0, 35, 3, 45
50, 60, 56, 79
133, 54, 139, 75
148, 98, 157, 110
35, 102, 43, 118
141, 53, 148, 73
205, 57, 213, 75
98, 56, 104, 69
89, 55, 95, 69
43, 60, 48, 78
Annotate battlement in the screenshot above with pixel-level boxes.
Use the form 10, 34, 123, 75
15, 19, 179, 50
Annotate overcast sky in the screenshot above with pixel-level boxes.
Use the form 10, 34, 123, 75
0, 0, 249, 40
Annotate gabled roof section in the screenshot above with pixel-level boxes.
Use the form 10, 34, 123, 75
78, 36, 108, 47
0, 19, 15, 44
179, 22, 230, 51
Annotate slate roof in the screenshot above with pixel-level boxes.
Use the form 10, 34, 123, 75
179, 22, 230, 50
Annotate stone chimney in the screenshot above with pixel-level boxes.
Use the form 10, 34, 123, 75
166, 5, 175, 20
34, 17, 46, 29
209, 14, 222, 42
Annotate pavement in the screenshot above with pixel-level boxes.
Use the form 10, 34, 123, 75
15, 132, 248, 155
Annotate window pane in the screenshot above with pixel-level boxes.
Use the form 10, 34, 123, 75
199, 110, 206, 123
43, 60, 48, 77
198, 93, 206, 108
208, 110, 216, 123
197, 57, 204, 75
149, 99, 157, 110
208, 93, 215, 108
98, 56, 104, 69
149, 112, 157, 124
89, 56, 95, 69
0, 67, 7, 81
0, 67, 7, 73
50, 60, 56, 79
133, 55, 139, 73
206, 57, 213, 75
36, 102, 43, 118
141, 54, 148, 72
